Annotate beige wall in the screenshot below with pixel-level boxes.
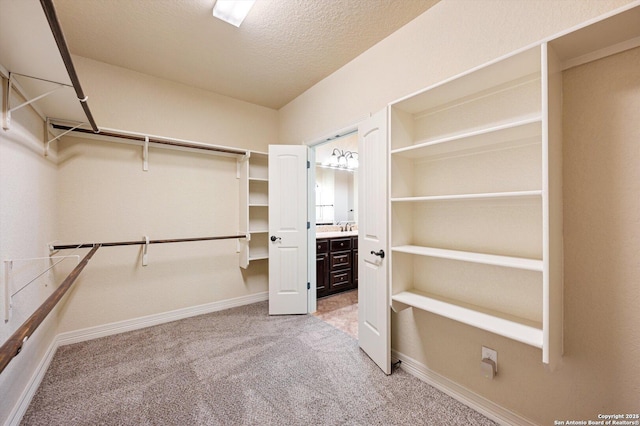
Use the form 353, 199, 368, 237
279, 0, 633, 145
73, 56, 277, 153
278, 0, 638, 424
0, 80, 60, 422
51, 58, 278, 333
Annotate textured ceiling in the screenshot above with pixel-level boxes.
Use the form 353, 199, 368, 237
53, 0, 439, 110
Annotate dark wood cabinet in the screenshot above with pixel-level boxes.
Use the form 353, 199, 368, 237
316, 234, 358, 298
316, 239, 329, 298
352, 235, 358, 286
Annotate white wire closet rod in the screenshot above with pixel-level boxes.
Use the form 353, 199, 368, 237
50, 234, 248, 251
49, 121, 249, 157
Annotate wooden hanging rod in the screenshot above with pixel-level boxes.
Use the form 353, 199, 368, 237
51, 235, 247, 251
40, 0, 99, 133
0, 245, 101, 376
50, 124, 247, 156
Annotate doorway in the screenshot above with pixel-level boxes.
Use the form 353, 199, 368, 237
308, 129, 360, 338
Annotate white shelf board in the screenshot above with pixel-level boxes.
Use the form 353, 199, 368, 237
391, 245, 543, 272
249, 177, 269, 182
392, 290, 543, 348
249, 203, 268, 207
249, 229, 269, 234
391, 190, 542, 203
249, 252, 269, 261
391, 116, 542, 159
391, 46, 541, 114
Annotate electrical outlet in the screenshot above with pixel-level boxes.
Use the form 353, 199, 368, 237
482, 346, 498, 373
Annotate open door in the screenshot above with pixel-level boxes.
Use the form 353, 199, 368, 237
358, 109, 391, 374
268, 145, 309, 315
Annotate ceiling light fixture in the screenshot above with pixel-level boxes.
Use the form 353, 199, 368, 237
212, 0, 256, 27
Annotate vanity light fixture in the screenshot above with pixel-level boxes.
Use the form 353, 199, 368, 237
346, 152, 359, 169
213, 0, 256, 27
327, 149, 358, 170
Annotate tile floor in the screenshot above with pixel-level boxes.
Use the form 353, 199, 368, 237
313, 289, 358, 338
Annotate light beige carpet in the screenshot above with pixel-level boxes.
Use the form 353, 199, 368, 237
22, 301, 496, 425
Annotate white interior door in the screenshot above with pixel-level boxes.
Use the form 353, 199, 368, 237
268, 145, 309, 315
358, 109, 390, 374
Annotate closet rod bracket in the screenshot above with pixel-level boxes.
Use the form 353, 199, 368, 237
236, 151, 250, 179
2, 72, 70, 131
2, 74, 11, 131
142, 236, 149, 266
143, 136, 149, 171
3, 255, 80, 323
45, 119, 87, 157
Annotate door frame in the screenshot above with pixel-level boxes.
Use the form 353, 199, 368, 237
303, 119, 366, 314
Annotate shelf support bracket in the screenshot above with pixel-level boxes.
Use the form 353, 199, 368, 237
2, 74, 11, 131
44, 120, 86, 157
4, 261, 12, 323
3, 255, 80, 323
143, 136, 149, 171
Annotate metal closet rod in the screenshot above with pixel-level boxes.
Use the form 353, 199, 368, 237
0, 245, 101, 376
51, 235, 247, 251
40, 0, 99, 133
51, 123, 247, 156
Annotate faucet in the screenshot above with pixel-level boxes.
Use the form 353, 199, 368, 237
336, 221, 354, 232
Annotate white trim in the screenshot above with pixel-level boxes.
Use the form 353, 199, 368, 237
303, 115, 365, 147
5, 339, 59, 426
56, 292, 268, 346
391, 350, 537, 426
4, 292, 268, 425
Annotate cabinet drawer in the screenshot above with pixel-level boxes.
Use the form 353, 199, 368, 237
330, 251, 351, 269
330, 238, 351, 252
330, 270, 351, 288
316, 239, 329, 253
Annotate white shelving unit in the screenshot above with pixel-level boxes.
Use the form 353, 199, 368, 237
388, 44, 562, 364
386, 1, 640, 367
239, 152, 269, 268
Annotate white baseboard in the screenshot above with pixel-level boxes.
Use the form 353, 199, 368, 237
5, 338, 59, 426
5, 292, 268, 425
56, 292, 268, 346
391, 350, 538, 426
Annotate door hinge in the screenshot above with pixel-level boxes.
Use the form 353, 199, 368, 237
307, 221, 310, 229
307, 282, 311, 290
307, 160, 310, 169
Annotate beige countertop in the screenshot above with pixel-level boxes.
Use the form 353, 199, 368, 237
316, 230, 358, 239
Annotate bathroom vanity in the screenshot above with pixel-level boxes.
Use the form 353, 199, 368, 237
316, 231, 358, 298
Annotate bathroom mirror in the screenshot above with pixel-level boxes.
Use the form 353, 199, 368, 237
315, 133, 358, 225
316, 166, 357, 225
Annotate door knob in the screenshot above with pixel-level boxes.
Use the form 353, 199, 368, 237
371, 249, 385, 259
270, 236, 281, 242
